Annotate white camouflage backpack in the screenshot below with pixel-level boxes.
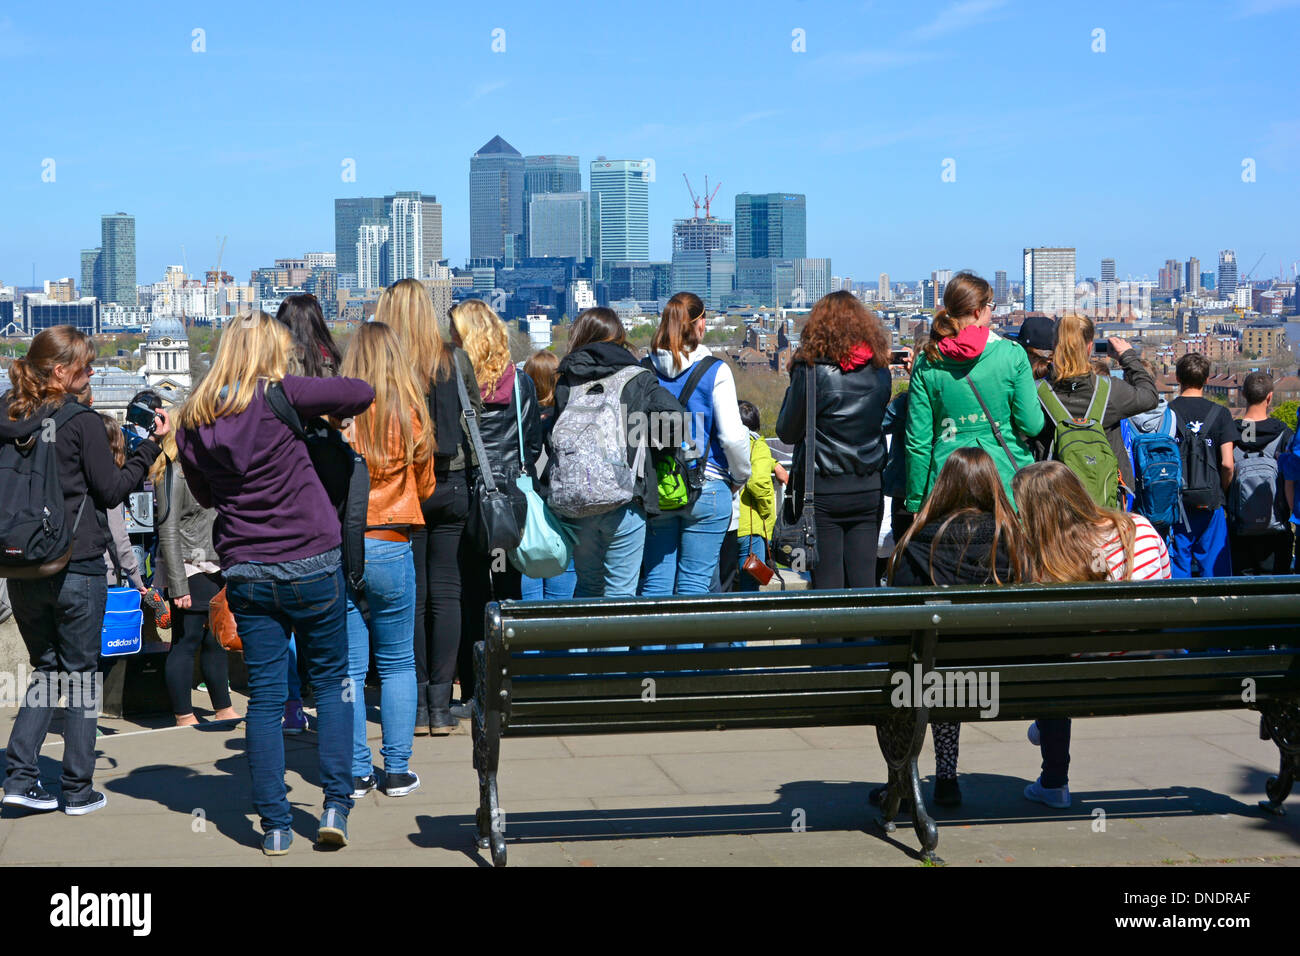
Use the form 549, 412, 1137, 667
548, 365, 648, 518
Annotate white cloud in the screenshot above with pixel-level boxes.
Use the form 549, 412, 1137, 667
909, 0, 1009, 40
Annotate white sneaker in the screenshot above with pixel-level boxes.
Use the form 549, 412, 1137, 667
1024, 777, 1071, 809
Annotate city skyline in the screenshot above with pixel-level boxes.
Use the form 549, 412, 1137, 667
2, 1, 1296, 287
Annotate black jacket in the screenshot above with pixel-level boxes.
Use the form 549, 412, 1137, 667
0, 393, 159, 571
427, 345, 481, 474
549, 341, 687, 515
890, 512, 1015, 587
477, 368, 543, 483
1033, 350, 1157, 490
776, 359, 891, 494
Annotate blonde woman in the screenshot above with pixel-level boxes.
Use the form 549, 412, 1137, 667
150, 432, 237, 726
448, 299, 541, 714
376, 278, 481, 735
174, 311, 374, 855
339, 322, 436, 799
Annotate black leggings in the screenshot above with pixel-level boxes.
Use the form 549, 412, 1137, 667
459, 540, 521, 698
810, 484, 881, 591
412, 470, 470, 687
164, 609, 232, 716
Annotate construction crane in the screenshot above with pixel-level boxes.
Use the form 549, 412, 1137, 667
683, 175, 724, 219
211, 236, 228, 319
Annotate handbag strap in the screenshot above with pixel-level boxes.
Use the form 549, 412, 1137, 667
802, 363, 817, 503
513, 379, 526, 468
455, 367, 498, 494
964, 375, 1017, 470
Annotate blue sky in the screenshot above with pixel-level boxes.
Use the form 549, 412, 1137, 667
2, 0, 1298, 288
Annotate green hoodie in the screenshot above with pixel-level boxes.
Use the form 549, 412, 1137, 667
904, 332, 1044, 511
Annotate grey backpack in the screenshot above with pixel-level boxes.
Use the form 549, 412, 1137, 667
548, 365, 648, 518
1228, 432, 1287, 536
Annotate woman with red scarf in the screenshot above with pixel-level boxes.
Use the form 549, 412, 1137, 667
776, 291, 892, 592
904, 272, 1044, 513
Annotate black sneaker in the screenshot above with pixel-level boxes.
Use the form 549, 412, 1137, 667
381, 770, 421, 798
2, 784, 58, 812
63, 790, 108, 816
933, 777, 962, 807
351, 773, 377, 799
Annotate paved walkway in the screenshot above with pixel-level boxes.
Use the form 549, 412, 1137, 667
1, 691, 1298, 866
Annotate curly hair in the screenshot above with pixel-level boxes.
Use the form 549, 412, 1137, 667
792, 291, 889, 368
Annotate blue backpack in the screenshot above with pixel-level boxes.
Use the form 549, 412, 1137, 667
1129, 406, 1184, 530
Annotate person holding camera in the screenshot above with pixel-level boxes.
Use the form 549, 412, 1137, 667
1, 326, 168, 816
1033, 314, 1157, 505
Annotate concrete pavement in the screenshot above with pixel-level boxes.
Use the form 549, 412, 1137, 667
1, 688, 1298, 866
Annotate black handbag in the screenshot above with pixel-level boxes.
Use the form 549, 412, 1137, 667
772, 363, 819, 572
456, 370, 524, 555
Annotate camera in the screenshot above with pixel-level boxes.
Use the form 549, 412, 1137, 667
1092, 340, 1110, 355
126, 401, 158, 434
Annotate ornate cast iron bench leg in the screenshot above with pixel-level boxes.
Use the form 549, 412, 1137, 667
471, 640, 507, 866
875, 708, 942, 864
1258, 700, 1300, 816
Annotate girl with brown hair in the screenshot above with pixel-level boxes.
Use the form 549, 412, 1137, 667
1, 326, 168, 816
1012, 461, 1171, 809
776, 290, 892, 590
640, 293, 751, 601
904, 272, 1044, 511
883, 447, 1031, 807
520, 348, 576, 601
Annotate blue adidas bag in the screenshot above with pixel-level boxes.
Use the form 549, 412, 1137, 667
1130, 407, 1184, 530
101, 587, 143, 657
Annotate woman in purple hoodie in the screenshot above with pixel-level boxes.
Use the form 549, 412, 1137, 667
174, 312, 374, 856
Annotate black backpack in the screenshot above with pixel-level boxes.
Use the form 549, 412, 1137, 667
1178, 412, 1224, 512
264, 383, 371, 618
0, 399, 94, 578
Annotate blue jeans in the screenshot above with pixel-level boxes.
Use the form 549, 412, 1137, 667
286, 634, 301, 701
345, 539, 417, 777
737, 535, 766, 593
1170, 508, 1232, 578
521, 561, 578, 601
227, 564, 354, 834
573, 502, 646, 599
640, 479, 732, 649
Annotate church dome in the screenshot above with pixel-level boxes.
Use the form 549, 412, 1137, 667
146, 316, 187, 344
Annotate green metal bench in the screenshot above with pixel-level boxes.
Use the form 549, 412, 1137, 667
470, 575, 1300, 865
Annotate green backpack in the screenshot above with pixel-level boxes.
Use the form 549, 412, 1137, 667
1037, 376, 1120, 508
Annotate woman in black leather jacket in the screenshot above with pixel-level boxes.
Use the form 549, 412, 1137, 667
448, 299, 542, 709
776, 291, 891, 591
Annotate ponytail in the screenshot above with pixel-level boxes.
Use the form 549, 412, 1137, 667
652, 292, 704, 368
922, 309, 962, 363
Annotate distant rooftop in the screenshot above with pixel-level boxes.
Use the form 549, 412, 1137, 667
474, 135, 520, 157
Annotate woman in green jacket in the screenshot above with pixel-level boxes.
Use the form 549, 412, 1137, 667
905, 272, 1044, 512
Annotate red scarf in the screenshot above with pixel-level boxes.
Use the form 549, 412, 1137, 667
936, 325, 989, 360
839, 342, 874, 371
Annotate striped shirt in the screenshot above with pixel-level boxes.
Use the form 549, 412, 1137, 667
1098, 513, 1171, 581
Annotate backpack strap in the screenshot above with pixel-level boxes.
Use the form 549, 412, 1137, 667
264, 381, 307, 440
676, 357, 719, 408
1036, 379, 1072, 427
1159, 406, 1177, 439
1083, 374, 1112, 426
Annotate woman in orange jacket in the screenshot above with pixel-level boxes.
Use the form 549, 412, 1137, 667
340, 322, 437, 800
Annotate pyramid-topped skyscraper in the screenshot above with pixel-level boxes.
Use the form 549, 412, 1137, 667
469, 135, 525, 263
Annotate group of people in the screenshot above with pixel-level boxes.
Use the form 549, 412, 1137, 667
0, 269, 1294, 852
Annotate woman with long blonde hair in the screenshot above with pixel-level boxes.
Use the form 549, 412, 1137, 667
174, 311, 375, 854
448, 299, 541, 715
338, 322, 436, 797
1, 326, 167, 817
1012, 460, 1171, 811
378, 279, 481, 734
1031, 312, 1156, 505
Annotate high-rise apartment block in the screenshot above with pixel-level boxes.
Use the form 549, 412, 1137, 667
99, 213, 137, 306
1023, 247, 1076, 315
1218, 250, 1237, 300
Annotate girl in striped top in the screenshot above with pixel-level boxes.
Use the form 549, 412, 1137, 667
1009, 461, 1172, 811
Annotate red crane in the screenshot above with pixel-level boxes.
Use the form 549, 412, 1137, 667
683, 174, 724, 219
